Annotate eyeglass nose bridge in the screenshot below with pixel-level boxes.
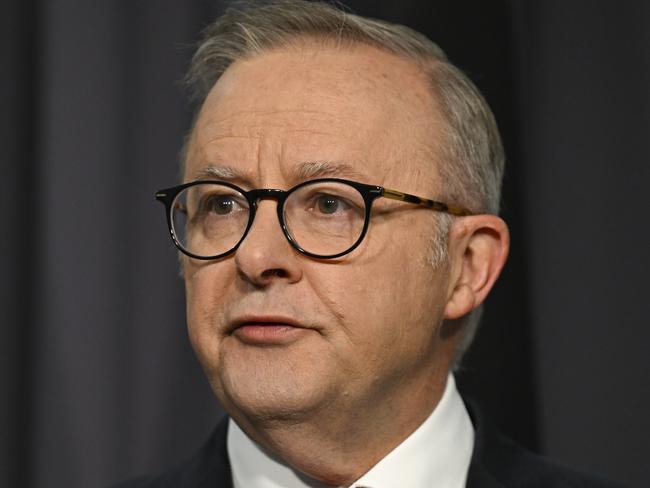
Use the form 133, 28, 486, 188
240, 187, 298, 250
245, 188, 288, 204
243, 187, 291, 221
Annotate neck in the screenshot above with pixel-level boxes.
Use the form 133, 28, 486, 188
230, 367, 450, 486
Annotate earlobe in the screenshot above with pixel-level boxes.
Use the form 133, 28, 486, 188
444, 283, 476, 320
443, 215, 510, 320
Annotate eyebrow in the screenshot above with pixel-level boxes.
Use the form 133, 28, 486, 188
192, 160, 367, 185
294, 160, 365, 180
193, 165, 243, 180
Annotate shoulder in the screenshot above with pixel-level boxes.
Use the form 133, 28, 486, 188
466, 402, 624, 488
108, 417, 232, 488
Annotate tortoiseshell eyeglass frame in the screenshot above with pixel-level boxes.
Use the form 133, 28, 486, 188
155, 178, 474, 260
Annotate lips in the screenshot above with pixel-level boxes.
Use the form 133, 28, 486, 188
228, 315, 313, 345
228, 315, 305, 333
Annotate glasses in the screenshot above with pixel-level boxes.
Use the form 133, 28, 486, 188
155, 178, 472, 260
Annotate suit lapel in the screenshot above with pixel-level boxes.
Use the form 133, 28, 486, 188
193, 416, 234, 488
466, 462, 507, 488
464, 400, 508, 488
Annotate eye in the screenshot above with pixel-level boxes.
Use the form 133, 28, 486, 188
204, 195, 242, 216
213, 197, 233, 214
288, 182, 365, 221
316, 194, 345, 214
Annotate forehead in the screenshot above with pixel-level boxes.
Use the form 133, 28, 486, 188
186, 41, 445, 188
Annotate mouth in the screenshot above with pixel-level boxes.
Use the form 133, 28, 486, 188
228, 316, 311, 345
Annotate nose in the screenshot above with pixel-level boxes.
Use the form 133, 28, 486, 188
234, 199, 303, 287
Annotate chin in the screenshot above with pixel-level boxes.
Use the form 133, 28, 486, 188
212, 350, 336, 423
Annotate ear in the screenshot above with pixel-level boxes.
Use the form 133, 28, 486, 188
444, 215, 510, 320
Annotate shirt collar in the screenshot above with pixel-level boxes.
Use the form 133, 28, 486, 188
227, 374, 474, 488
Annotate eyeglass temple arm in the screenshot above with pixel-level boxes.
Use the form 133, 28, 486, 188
382, 188, 473, 216
156, 191, 188, 215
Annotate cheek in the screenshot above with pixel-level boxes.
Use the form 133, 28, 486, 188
184, 262, 233, 358
307, 257, 447, 391
309, 251, 435, 347
185, 259, 233, 307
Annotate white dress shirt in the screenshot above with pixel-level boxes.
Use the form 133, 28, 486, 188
227, 374, 474, 488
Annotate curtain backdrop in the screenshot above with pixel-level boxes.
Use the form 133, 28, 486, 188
2, 1, 648, 487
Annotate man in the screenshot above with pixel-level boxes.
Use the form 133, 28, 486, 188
117, 1, 617, 486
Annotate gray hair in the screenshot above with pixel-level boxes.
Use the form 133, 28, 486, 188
184, 0, 505, 364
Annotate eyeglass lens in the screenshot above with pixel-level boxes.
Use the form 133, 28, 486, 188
171, 181, 367, 258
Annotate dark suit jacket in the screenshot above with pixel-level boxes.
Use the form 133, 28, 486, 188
113, 405, 621, 488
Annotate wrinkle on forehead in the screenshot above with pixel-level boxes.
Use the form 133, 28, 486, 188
197, 108, 355, 140
186, 42, 446, 193
191, 160, 366, 186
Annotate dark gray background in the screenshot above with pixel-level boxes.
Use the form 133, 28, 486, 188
2, 1, 648, 487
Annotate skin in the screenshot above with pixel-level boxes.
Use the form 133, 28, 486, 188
183, 40, 509, 485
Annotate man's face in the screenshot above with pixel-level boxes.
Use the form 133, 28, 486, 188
183, 42, 459, 425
